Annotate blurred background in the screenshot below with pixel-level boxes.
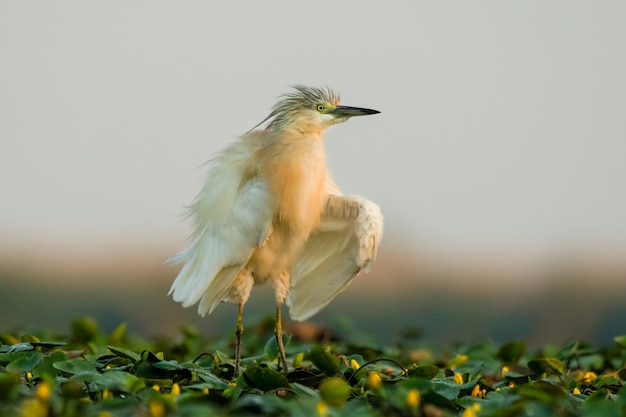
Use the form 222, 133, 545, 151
1, 2, 625, 348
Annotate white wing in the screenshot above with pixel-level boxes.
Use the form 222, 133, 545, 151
286, 181, 383, 321
168, 137, 272, 316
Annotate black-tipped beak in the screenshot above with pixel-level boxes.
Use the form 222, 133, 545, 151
331, 105, 380, 117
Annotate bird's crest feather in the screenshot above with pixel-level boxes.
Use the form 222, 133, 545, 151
246, 85, 340, 133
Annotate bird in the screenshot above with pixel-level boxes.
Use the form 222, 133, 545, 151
168, 85, 383, 377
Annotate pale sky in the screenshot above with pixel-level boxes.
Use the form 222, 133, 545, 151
2, 2, 625, 259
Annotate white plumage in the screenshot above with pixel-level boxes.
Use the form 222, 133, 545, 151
287, 192, 383, 321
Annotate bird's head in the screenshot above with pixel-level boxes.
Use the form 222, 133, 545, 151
254, 85, 380, 134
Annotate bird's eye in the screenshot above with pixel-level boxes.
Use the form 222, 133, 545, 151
316, 104, 325, 112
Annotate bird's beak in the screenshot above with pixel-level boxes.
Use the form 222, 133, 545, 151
330, 105, 380, 117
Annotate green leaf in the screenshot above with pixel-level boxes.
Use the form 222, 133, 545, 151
0, 352, 27, 365
408, 365, 439, 380
71, 317, 100, 344
223, 386, 244, 400
108, 323, 127, 345
0, 372, 21, 402
497, 341, 526, 364
61, 379, 88, 399
6, 351, 44, 373
527, 358, 564, 375
92, 370, 144, 393
576, 353, 604, 370
586, 388, 611, 402
243, 364, 289, 391
213, 350, 231, 365
141, 350, 162, 362
517, 381, 564, 403
53, 357, 97, 375
186, 377, 230, 391
429, 378, 463, 400
613, 335, 626, 348
289, 382, 319, 397
135, 359, 175, 380
454, 396, 482, 410
107, 345, 141, 363
264, 333, 290, 361
594, 375, 620, 389
616, 386, 626, 406
582, 400, 621, 417
151, 359, 188, 371
318, 377, 352, 407
7, 343, 34, 353
32, 351, 67, 381
20, 334, 40, 343
421, 390, 458, 411
307, 346, 340, 376
30, 341, 67, 349
135, 355, 194, 383
285, 369, 325, 387
196, 368, 231, 389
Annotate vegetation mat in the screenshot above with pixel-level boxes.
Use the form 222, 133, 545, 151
1, 317, 625, 417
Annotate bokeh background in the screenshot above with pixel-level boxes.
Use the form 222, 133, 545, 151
2, 2, 625, 348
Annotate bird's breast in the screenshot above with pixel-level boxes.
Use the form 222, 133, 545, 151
259, 138, 327, 237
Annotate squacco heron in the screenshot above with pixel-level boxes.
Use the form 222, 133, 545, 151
169, 86, 383, 376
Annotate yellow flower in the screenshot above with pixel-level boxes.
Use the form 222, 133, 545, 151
573, 387, 581, 395
350, 359, 360, 370
406, 388, 420, 408
171, 383, 180, 397
21, 384, 52, 417
202, 388, 209, 395
102, 389, 110, 399
37, 383, 51, 402
152, 384, 160, 392
508, 382, 515, 389
368, 372, 382, 390
19, 400, 48, 417
501, 366, 509, 377
447, 354, 469, 369
582, 372, 597, 384
461, 403, 481, 417
454, 372, 464, 384
471, 384, 486, 398
461, 407, 477, 417
317, 400, 328, 417
293, 352, 304, 367
148, 399, 165, 417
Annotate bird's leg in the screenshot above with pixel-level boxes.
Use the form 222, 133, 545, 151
275, 302, 288, 372
234, 302, 244, 378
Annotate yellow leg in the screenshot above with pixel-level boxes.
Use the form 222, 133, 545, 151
275, 302, 288, 372
234, 303, 244, 378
